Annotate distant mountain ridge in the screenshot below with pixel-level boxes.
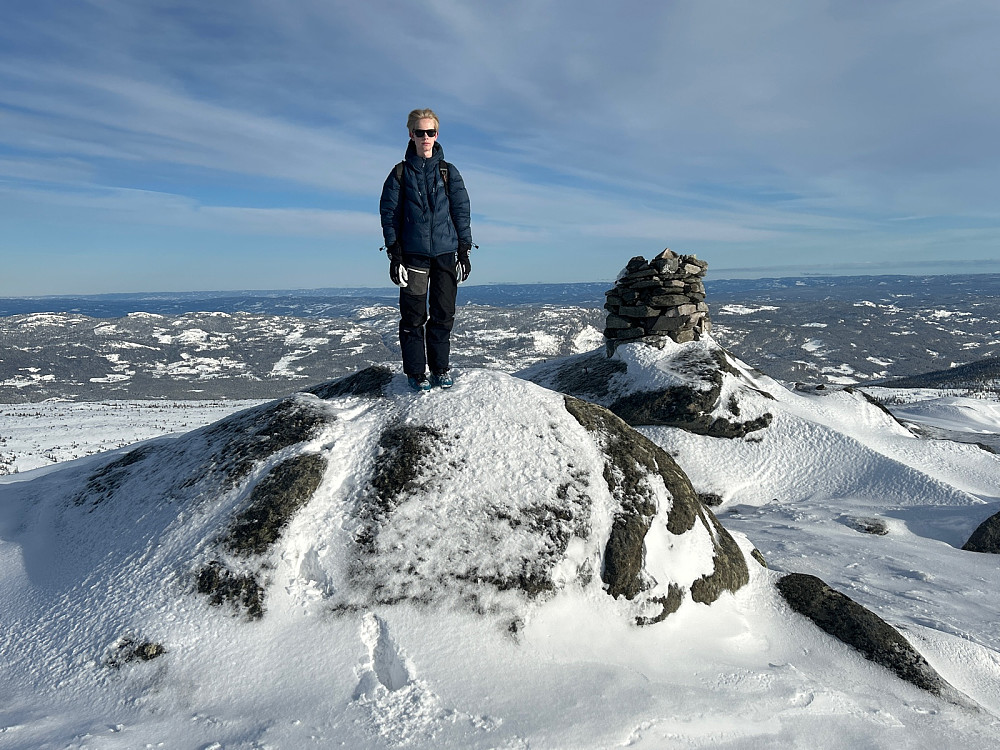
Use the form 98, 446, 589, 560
878, 355, 1000, 391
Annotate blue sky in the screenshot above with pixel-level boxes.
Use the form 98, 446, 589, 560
2, 0, 999, 295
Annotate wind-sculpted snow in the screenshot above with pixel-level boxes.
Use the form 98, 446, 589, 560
3, 350, 1000, 746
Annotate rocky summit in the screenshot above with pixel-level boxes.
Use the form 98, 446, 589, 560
0, 332, 987, 747
0, 365, 750, 639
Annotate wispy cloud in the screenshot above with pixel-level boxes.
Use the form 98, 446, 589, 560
2, 0, 999, 294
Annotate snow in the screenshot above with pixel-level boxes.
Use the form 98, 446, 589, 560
571, 324, 604, 353
717, 304, 780, 315
890, 396, 1000, 435
0, 400, 261, 474
1, 352, 1000, 748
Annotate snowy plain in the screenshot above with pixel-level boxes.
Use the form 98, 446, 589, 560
1, 345, 1000, 748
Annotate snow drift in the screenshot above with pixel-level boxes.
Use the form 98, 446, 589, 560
2, 339, 998, 748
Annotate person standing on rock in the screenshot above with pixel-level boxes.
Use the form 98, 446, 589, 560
380, 108, 474, 392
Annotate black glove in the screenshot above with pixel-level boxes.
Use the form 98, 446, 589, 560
387, 243, 408, 287
456, 243, 472, 284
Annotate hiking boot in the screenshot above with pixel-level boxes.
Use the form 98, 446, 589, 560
430, 371, 454, 389
407, 374, 431, 392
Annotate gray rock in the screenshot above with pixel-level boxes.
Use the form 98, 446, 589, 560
564, 397, 748, 612
648, 294, 692, 307
105, 636, 166, 668
605, 313, 633, 329
306, 365, 393, 399
618, 305, 659, 318
605, 327, 645, 340
606, 349, 773, 438
776, 573, 965, 701
552, 351, 627, 400
621, 269, 659, 283
625, 256, 649, 273
962, 509, 1000, 553
845, 516, 890, 536
649, 316, 688, 333
629, 279, 665, 290
200, 451, 328, 619
651, 256, 680, 274
223, 453, 328, 557
674, 329, 696, 343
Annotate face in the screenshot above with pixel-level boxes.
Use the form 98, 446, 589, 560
410, 117, 438, 157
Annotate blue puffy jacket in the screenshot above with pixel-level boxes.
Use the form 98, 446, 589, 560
380, 141, 472, 259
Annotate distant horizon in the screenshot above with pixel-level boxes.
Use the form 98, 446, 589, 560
5, 264, 1000, 301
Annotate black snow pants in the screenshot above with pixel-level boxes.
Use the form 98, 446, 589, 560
399, 252, 458, 376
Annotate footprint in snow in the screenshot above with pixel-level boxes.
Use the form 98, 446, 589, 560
353, 613, 500, 745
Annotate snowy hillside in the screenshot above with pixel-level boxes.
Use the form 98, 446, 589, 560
1, 341, 1000, 747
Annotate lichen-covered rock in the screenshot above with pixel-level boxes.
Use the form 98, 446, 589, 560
962, 509, 1000, 553
65, 393, 336, 619
224, 453, 328, 557
564, 396, 749, 618
105, 635, 166, 668
776, 573, 962, 700
75, 394, 330, 510
196, 561, 266, 620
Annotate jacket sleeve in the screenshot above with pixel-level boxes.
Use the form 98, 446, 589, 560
446, 164, 473, 246
379, 169, 402, 248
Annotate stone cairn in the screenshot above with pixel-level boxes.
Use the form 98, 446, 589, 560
604, 248, 710, 355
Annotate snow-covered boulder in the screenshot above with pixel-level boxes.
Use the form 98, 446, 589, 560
0, 367, 749, 634
519, 337, 775, 438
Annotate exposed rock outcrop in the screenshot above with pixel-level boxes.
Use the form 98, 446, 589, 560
37, 367, 752, 629
962, 509, 1000, 553
777, 573, 967, 702
306, 365, 393, 399
564, 396, 749, 616
520, 339, 775, 438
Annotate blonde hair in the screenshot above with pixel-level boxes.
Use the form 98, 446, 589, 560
407, 108, 440, 132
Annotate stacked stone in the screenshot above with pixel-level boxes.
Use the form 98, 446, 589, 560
604, 248, 710, 354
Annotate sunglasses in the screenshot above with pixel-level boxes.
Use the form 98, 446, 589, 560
412, 129, 437, 138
